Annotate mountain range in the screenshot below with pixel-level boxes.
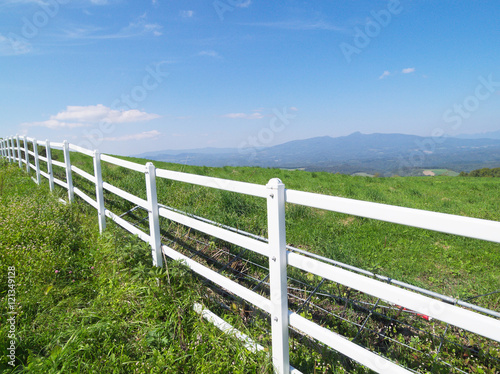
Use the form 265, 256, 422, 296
134, 132, 500, 176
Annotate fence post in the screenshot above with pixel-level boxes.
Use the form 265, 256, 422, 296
93, 150, 106, 233
24, 137, 30, 174
16, 135, 22, 169
5, 138, 10, 162
14, 136, 19, 165
9, 137, 14, 163
145, 162, 163, 267
63, 140, 74, 203
10, 137, 14, 162
32, 138, 41, 185
266, 178, 290, 374
12, 136, 17, 164
1, 139, 4, 158
46, 140, 54, 191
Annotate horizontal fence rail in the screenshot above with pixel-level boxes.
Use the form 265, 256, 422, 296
1, 134, 499, 374
286, 189, 500, 243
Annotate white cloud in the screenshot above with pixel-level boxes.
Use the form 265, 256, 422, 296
223, 113, 246, 119
379, 68, 416, 79
236, 0, 252, 8
104, 130, 161, 142
198, 50, 221, 58
379, 70, 391, 79
23, 104, 160, 129
62, 14, 163, 40
242, 20, 343, 32
1, 0, 47, 5
222, 112, 264, 119
125, 14, 163, 37
181, 10, 194, 18
289, 107, 299, 111
90, 0, 108, 4
0, 33, 32, 56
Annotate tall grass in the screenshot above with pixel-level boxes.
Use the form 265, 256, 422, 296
0, 160, 272, 373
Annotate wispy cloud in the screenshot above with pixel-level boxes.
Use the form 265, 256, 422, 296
2, 0, 106, 5
379, 68, 416, 79
23, 104, 160, 129
0, 0, 136, 55
0, 0, 47, 5
122, 13, 163, 37
222, 111, 264, 119
60, 14, 163, 41
379, 70, 391, 79
236, 0, 252, 8
198, 50, 221, 59
241, 20, 343, 32
0, 33, 32, 56
180, 10, 194, 18
104, 130, 161, 142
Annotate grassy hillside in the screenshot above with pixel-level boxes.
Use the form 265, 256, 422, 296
2, 150, 500, 373
0, 160, 273, 373
55, 150, 500, 308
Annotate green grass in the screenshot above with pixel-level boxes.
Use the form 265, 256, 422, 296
2, 150, 500, 373
43, 150, 500, 308
85, 153, 500, 308
0, 160, 273, 373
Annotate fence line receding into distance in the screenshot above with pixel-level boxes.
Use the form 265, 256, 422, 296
1, 135, 499, 374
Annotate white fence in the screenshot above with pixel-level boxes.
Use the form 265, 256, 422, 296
1, 135, 500, 373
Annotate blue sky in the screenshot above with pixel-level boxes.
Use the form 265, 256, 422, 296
1, 0, 499, 155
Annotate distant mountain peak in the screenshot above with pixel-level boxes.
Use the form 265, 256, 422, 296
132, 132, 500, 175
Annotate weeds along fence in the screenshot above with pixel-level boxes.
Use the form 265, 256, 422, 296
1, 135, 500, 374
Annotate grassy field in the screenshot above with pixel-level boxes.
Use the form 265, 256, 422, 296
1, 150, 500, 373
58, 150, 500, 307
0, 160, 273, 373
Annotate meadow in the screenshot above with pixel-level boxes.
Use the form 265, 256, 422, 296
1, 150, 499, 373
0, 160, 273, 373
65, 151, 500, 308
